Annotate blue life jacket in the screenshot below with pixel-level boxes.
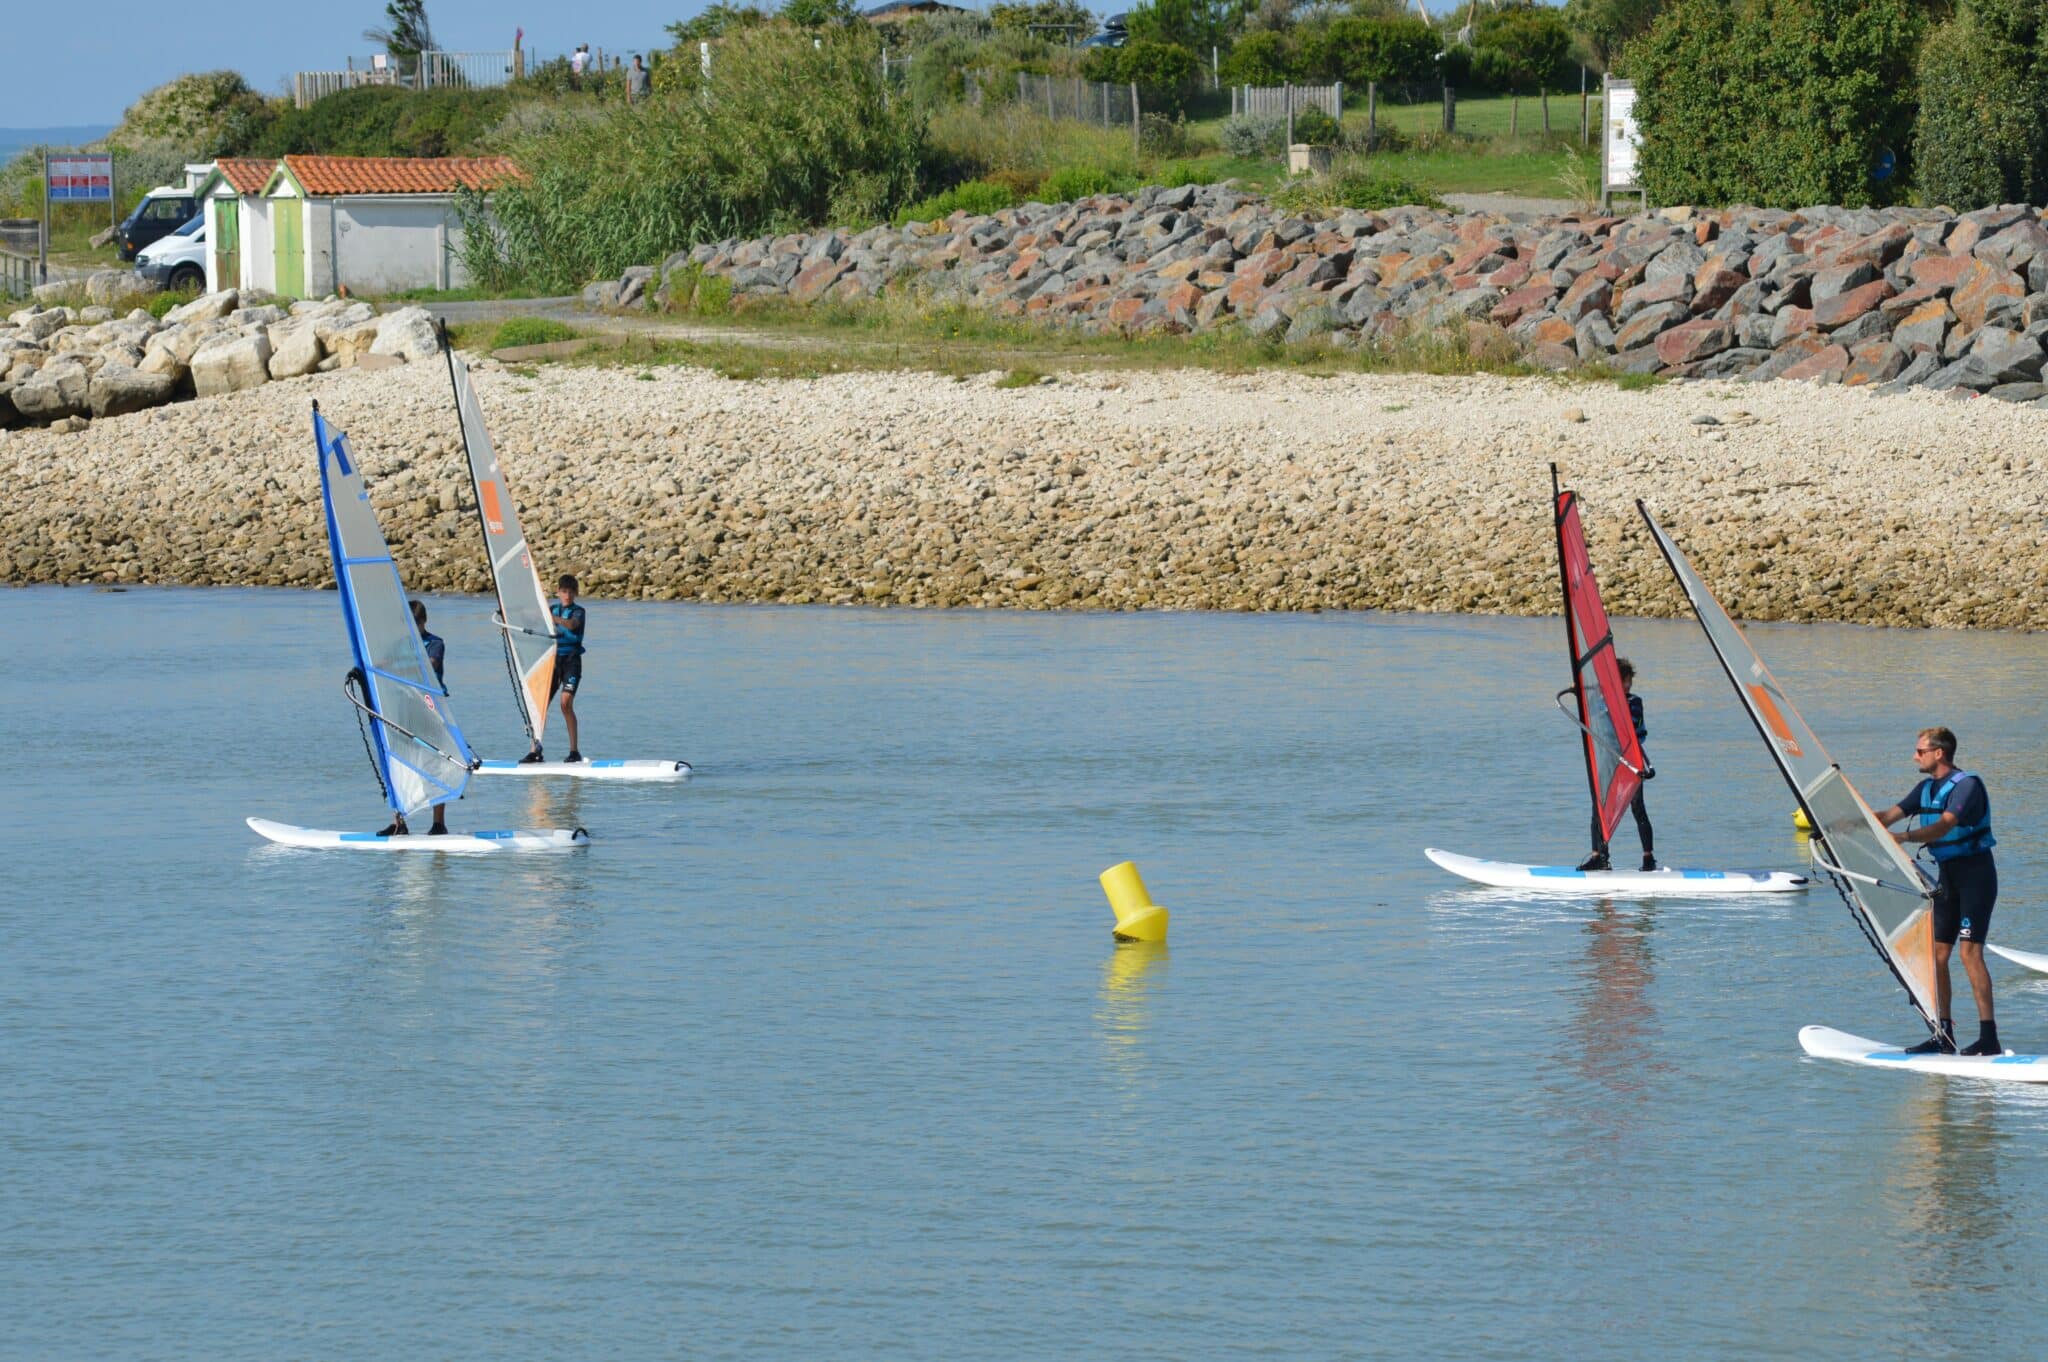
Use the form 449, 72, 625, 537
1913, 770, 1995, 862
551, 602, 585, 658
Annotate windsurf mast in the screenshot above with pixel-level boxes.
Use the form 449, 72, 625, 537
1552, 466, 1648, 846
440, 325, 557, 746
1637, 502, 1941, 1031
316, 403, 477, 817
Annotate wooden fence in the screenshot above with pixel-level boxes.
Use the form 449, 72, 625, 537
1232, 83, 1342, 120
1, 248, 37, 300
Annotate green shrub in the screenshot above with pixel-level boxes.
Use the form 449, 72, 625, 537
1081, 39, 1202, 112
490, 317, 578, 349
1912, 4, 2048, 209
1296, 17, 1440, 86
463, 27, 927, 292
1154, 160, 1210, 188
1291, 106, 1341, 146
894, 178, 1018, 224
1219, 32, 1294, 85
1041, 163, 1139, 201
254, 86, 516, 158
1470, 3, 1575, 92
1627, 0, 1923, 208
1270, 166, 1445, 215
1221, 114, 1287, 157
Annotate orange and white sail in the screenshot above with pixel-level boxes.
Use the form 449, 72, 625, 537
446, 346, 556, 744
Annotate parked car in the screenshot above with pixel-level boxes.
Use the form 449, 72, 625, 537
115, 187, 197, 261
1083, 12, 1127, 48
135, 214, 207, 293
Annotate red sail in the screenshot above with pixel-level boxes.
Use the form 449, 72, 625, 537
1555, 484, 1647, 843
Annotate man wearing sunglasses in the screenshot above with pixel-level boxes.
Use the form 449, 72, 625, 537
1873, 727, 1998, 1055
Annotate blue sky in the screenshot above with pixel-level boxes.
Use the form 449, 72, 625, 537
5, 1, 686, 126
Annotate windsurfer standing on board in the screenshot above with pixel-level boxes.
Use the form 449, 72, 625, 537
1578, 659, 1656, 873
1874, 727, 1999, 1055
521, 574, 586, 764
376, 599, 450, 837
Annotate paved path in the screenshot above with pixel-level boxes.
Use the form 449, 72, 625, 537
1441, 192, 1585, 218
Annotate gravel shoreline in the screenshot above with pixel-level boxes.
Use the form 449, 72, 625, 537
4, 358, 2045, 630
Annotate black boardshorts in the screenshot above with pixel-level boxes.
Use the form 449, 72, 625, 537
1932, 852, 1997, 945
549, 653, 583, 699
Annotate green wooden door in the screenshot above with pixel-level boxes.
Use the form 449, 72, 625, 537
215, 203, 239, 292
274, 199, 304, 298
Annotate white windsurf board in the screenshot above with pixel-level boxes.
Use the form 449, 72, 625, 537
1989, 943, 2048, 975
1426, 847, 1808, 895
1798, 1025, 2048, 1082
248, 816, 589, 852
473, 758, 690, 782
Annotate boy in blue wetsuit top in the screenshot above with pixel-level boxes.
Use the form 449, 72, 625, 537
522, 574, 587, 764
374, 599, 449, 835
1577, 657, 1656, 873
1875, 726, 1999, 1056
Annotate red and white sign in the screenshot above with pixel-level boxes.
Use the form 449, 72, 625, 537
46, 153, 113, 202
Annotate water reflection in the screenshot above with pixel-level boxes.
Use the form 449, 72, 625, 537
1097, 941, 1169, 1086
1567, 899, 1665, 1104
1891, 1082, 2015, 1297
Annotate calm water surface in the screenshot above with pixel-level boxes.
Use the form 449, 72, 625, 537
5, 586, 2047, 1359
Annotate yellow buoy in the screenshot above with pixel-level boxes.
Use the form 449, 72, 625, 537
1100, 861, 1169, 943
1792, 807, 1813, 833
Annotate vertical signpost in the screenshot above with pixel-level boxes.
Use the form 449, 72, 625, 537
42, 151, 115, 284
1600, 77, 1644, 212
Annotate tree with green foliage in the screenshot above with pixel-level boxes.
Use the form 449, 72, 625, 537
1913, 0, 2048, 209
781, 0, 858, 27
365, 0, 435, 77
1627, 0, 1922, 207
1297, 16, 1440, 84
666, 4, 771, 43
1219, 30, 1293, 83
1472, 2, 1573, 92
1563, 0, 1663, 71
989, 0, 1098, 40
1125, 0, 1236, 53
1081, 38, 1204, 109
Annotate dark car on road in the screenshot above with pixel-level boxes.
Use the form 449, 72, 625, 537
116, 189, 197, 261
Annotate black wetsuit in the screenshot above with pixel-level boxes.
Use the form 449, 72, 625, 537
1591, 693, 1653, 857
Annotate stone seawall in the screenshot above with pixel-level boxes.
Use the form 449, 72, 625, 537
3, 357, 2045, 631
602, 187, 2048, 400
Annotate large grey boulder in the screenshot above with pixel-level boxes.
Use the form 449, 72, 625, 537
89, 363, 176, 418
11, 357, 91, 421
21, 308, 71, 342
85, 269, 152, 305
190, 331, 273, 397
370, 305, 439, 361
165, 289, 239, 324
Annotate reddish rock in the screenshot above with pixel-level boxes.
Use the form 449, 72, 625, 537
1005, 250, 1042, 281
1695, 220, 1720, 245
789, 257, 851, 302
1952, 261, 2026, 330
1449, 237, 1507, 274
1153, 256, 1202, 282
1527, 317, 1577, 345
1893, 299, 1952, 353
1162, 280, 1204, 328
1490, 283, 1557, 325
1487, 259, 1533, 289
1655, 318, 1734, 365
1830, 223, 1911, 268
1812, 278, 1893, 329
1842, 341, 1908, 387
1693, 266, 1747, 313
1105, 295, 1147, 330
1910, 254, 1977, 290
1780, 344, 1851, 382
1770, 306, 1816, 346
1529, 341, 1580, 369
1614, 300, 1689, 350
1557, 274, 1612, 323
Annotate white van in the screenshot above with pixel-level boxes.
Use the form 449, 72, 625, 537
135, 214, 208, 294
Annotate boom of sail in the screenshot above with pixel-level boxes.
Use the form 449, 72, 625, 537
316, 404, 476, 816
444, 344, 557, 744
1638, 503, 1941, 1028
1553, 468, 1648, 844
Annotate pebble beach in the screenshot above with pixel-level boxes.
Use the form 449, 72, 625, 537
3, 356, 2044, 630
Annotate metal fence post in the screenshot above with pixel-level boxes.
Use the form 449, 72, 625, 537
1443, 85, 1456, 135
1335, 80, 1343, 123
1580, 67, 1590, 147
1131, 81, 1141, 158
1367, 81, 1377, 151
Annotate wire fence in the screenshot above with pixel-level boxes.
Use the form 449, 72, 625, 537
1, 248, 35, 300
1013, 71, 1138, 128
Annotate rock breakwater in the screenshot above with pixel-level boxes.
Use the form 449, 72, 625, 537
606, 187, 2048, 400
3, 358, 2045, 631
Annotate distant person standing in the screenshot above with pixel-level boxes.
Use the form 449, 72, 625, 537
1576, 657, 1656, 873
377, 598, 448, 835
627, 54, 650, 103
570, 43, 590, 76
1874, 727, 2000, 1056
521, 574, 587, 764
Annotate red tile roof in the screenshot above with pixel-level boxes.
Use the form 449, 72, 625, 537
279, 155, 524, 196
215, 157, 276, 194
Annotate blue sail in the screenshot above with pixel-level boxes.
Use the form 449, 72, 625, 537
316, 406, 475, 815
